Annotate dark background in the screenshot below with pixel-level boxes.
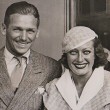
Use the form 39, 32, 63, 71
76, 0, 110, 50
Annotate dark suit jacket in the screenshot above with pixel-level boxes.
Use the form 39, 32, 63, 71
0, 48, 62, 110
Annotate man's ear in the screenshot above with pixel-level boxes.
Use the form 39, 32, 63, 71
36, 30, 40, 38
1, 23, 6, 36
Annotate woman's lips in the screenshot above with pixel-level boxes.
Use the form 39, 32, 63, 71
74, 63, 87, 69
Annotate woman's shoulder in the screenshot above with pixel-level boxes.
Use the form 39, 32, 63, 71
104, 70, 110, 77
104, 70, 110, 84
43, 78, 70, 110
43, 78, 62, 104
45, 78, 59, 92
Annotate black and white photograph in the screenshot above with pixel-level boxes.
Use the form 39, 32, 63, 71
0, 0, 110, 110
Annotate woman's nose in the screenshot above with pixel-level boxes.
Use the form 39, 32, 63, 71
77, 53, 84, 62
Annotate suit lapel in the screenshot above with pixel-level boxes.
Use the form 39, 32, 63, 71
82, 71, 110, 110
0, 48, 14, 106
7, 51, 47, 110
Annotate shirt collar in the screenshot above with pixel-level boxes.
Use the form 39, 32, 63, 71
4, 47, 30, 64
23, 49, 30, 64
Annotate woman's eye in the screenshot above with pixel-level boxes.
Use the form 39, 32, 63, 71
69, 51, 77, 55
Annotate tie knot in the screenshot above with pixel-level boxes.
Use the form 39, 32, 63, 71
17, 57, 22, 65
14, 57, 22, 66
14, 56, 27, 66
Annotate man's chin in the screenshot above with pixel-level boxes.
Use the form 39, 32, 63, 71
14, 49, 29, 56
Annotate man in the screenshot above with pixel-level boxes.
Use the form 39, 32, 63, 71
0, 1, 62, 110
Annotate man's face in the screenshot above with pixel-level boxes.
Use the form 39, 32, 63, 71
2, 14, 38, 56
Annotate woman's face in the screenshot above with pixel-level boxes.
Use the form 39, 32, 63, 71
67, 40, 95, 77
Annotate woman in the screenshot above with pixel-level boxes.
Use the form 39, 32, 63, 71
43, 26, 110, 110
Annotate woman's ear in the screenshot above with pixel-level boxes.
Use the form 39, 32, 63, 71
1, 23, 6, 36
36, 30, 40, 38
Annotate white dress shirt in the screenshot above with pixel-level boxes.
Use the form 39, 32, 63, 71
4, 47, 30, 77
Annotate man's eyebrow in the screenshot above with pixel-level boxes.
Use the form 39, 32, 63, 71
12, 26, 22, 30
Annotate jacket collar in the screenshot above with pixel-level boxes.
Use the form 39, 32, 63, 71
82, 70, 110, 110
0, 47, 14, 106
56, 67, 104, 110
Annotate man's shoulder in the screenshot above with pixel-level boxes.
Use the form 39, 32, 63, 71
30, 50, 62, 80
30, 50, 60, 65
30, 50, 56, 60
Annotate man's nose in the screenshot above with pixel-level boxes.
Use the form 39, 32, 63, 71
21, 31, 27, 41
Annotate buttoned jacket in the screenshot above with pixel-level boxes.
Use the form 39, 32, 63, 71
0, 47, 62, 110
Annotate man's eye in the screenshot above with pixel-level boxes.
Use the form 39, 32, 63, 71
84, 51, 91, 55
28, 30, 35, 34
13, 29, 20, 31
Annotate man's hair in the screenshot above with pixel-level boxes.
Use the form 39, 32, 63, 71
4, 1, 40, 28
60, 37, 108, 70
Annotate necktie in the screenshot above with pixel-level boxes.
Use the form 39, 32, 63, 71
11, 57, 24, 88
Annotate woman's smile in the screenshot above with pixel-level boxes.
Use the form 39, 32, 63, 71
74, 63, 88, 69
